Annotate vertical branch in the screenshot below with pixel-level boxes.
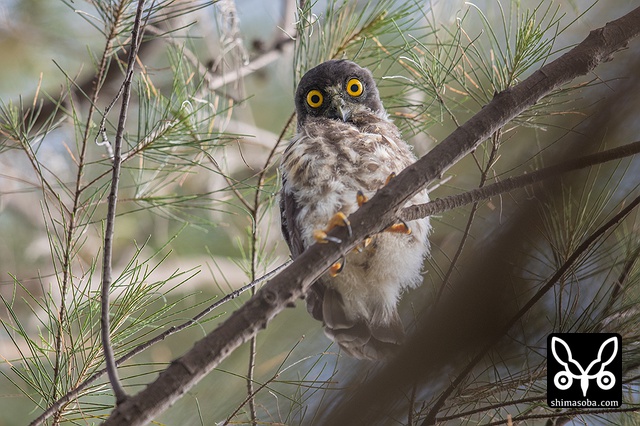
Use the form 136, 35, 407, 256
246, 237, 258, 425
223, 103, 296, 426
246, 191, 262, 426
226, 112, 294, 426
50, 1, 129, 421
101, 0, 147, 404
241, 0, 298, 420
436, 129, 502, 301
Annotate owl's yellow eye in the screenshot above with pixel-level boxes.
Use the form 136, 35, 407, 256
346, 78, 363, 97
306, 90, 324, 108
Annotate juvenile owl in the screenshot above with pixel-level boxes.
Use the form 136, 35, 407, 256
279, 60, 431, 360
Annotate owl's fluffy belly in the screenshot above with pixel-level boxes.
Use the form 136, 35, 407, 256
294, 184, 430, 322
281, 120, 431, 324
330, 225, 429, 323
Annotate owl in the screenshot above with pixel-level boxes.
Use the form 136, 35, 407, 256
279, 59, 431, 360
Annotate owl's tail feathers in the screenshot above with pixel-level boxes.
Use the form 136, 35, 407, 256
306, 284, 405, 360
326, 313, 405, 360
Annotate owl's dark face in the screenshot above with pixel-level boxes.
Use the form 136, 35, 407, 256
294, 60, 384, 128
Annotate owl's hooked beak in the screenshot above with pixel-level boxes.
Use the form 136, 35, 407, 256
329, 96, 352, 122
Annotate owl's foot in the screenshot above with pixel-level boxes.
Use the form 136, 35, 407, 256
352, 174, 411, 252
381, 173, 411, 234
352, 190, 373, 252
313, 212, 352, 245
313, 212, 351, 277
384, 219, 411, 234
356, 188, 412, 239
356, 190, 368, 207
356, 171, 397, 207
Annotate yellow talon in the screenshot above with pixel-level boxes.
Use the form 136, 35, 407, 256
385, 221, 411, 235
313, 212, 352, 245
357, 190, 368, 207
385, 172, 396, 185
327, 212, 350, 231
313, 229, 330, 243
354, 236, 373, 253
329, 260, 344, 277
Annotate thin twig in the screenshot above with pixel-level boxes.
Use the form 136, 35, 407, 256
241, 32, 297, 422
436, 129, 502, 302
232, 1, 298, 419
481, 406, 640, 426
244, 88, 295, 426
604, 244, 640, 315
408, 383, 418, 426
434, 395, 544, 422
246, 327, 258, 424
224, 337, 303, 426
100, 0, 148, 405
246, 189, 261, 426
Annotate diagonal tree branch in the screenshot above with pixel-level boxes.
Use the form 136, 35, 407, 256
102, 7, 640, 425
400, 140, 640, 222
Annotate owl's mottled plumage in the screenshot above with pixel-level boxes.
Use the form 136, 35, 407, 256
279, 60, 430, 360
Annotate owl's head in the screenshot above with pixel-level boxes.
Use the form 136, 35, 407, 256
294, 60, 384, 127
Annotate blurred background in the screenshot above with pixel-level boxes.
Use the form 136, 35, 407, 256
0, 0, 639, 425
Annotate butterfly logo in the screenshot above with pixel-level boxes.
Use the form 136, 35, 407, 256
551, 336, 618, 397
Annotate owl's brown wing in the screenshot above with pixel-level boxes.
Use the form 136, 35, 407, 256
280, 175, 330, 324
279, 175, 305, 258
